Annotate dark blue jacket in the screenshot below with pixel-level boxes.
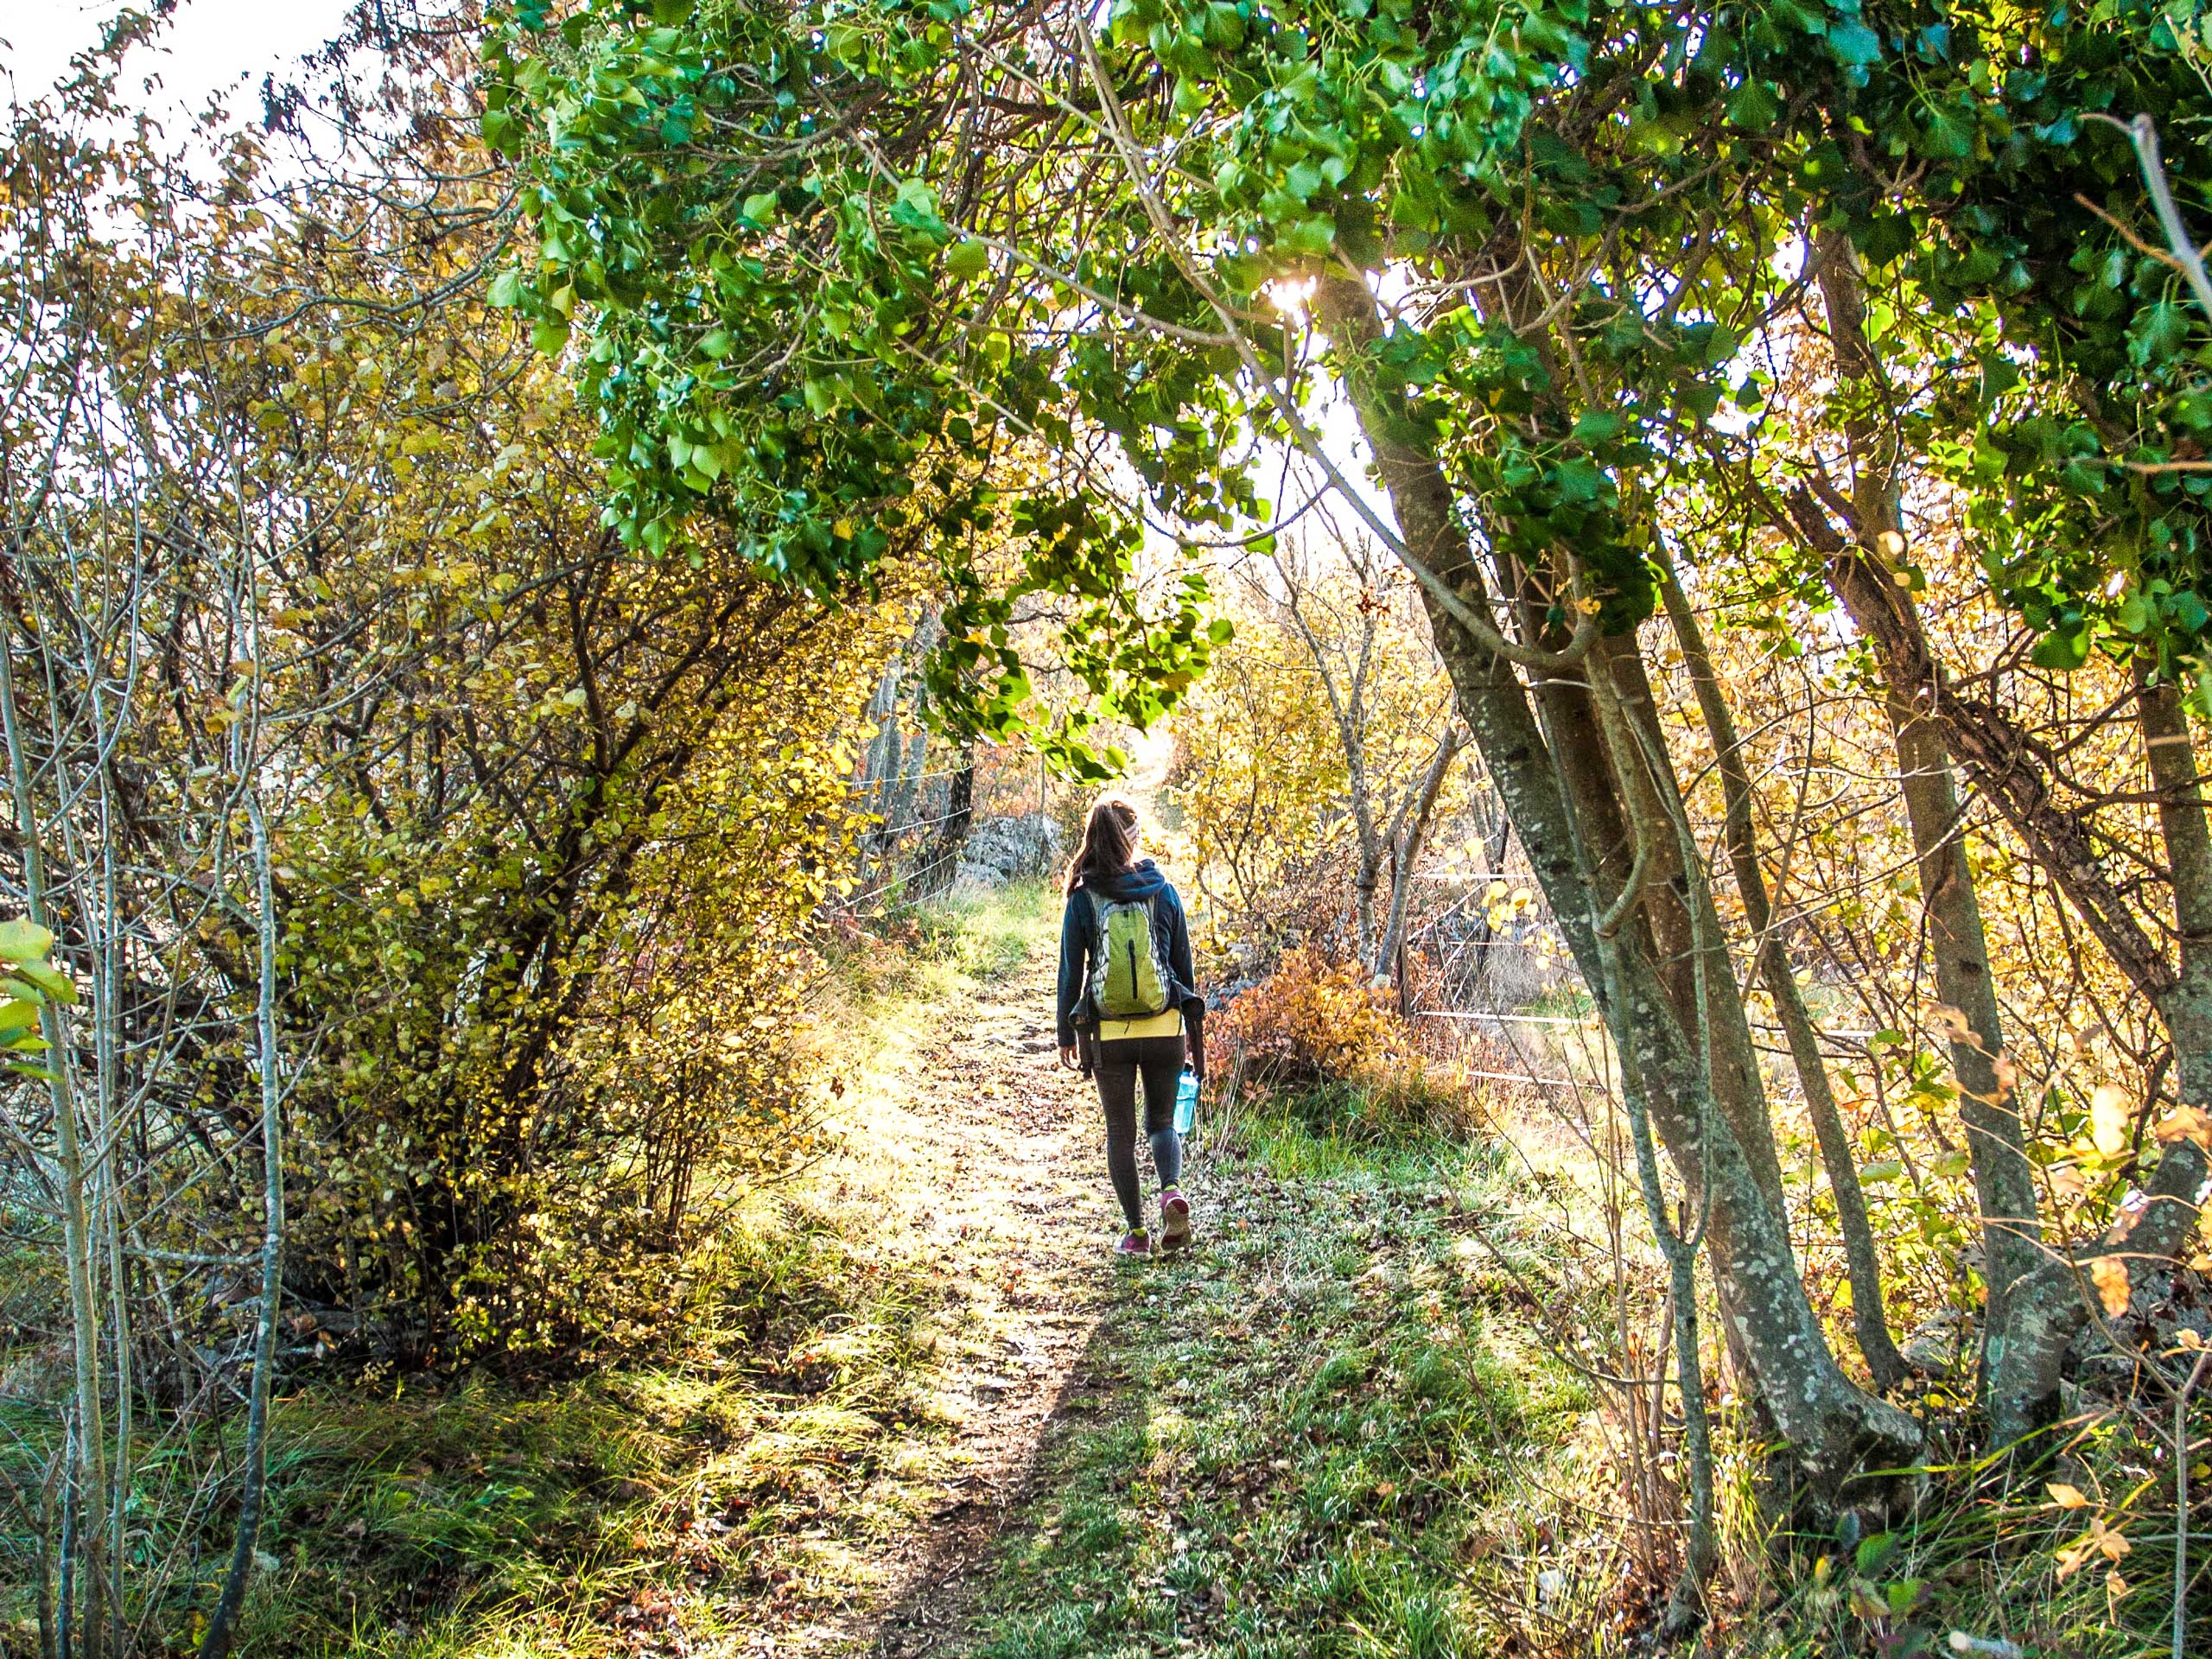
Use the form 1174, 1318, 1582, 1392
1056, 860, 1202, 1048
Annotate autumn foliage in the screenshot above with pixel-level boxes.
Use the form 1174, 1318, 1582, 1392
1209, 947, 1472, 1141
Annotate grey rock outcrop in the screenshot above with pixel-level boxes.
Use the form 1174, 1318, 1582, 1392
951, 812, 1062, 893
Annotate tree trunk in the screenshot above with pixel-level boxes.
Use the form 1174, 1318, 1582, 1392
1656, 554, 1906, 1389
1805, 237, 2048, 1442
918, 744, 976, 896
2129, 676, 2212, 1260
198, 793, 286, 1659
1318, 275, 1921, 1501
1374, 727, 1463, 982
0, 630, 107, 1646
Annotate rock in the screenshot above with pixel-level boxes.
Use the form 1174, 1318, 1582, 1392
950, 812, 1062, 893
2066, 1258, 2210, 1399
1900, 1306, 1970, 1377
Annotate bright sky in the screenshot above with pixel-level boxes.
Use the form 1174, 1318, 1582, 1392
2, 0, 359, 117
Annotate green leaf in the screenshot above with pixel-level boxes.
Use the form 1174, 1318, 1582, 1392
945, 238, 991, 282
0, 918, 54, 963
487, 269, 525, 308
2133, 300, 2190, 366
741, 192, 780, 226
1827, 22, 1881, 68
2030, 628, 2090, 671
1281, 215, 1337, 258
1854, 1532, 1897, 1578
10, 961, 71, 1003
1726, 79, 1780, 132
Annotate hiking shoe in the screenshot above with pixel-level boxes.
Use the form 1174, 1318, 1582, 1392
1159, 1190, 1192, 1254
1116, 1230, 1152, 1256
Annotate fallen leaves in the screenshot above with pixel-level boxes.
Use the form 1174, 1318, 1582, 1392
2055, 1513, 2130, 1580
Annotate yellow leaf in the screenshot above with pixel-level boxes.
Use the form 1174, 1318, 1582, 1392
2090, 1084, 2131, 1156
2089, 1256, 2131, 1319
2047, 1482, 2087, 1509
2153, 1103, 2212, 1152
2106, 1568, 2128, 1599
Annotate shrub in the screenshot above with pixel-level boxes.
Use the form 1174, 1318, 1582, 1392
1209, 947, 1475, 1142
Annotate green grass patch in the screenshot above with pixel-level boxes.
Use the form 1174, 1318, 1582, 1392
969, 1107, 1598, 1659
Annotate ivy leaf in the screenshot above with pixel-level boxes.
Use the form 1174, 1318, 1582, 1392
1827, 21, 1882, 70
2132, 301, 2190, 367
2030, 627, 2090, 671
1281, 215, 1337, 257
1726, 79, 1781, 133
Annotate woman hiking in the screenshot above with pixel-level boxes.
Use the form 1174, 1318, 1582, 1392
1056, 795, 1205, 1257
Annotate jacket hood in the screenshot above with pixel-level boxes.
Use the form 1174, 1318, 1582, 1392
1083, 859, 1169, 903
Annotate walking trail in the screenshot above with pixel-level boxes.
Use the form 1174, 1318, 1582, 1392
781, 929, 1126, 1657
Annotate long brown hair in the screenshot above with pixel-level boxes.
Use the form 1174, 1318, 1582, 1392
1063, 795, 1139, 894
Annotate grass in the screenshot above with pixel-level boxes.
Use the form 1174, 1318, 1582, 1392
957, 1091, 2209, 1659
966, 1109, 1611, 1659
216, 1194, 955, 1655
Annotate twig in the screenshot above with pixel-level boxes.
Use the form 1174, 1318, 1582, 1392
2174, 1345, 2211, 1659
2088, 113, 2212, 325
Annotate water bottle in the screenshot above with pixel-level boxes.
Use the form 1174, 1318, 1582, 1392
1173, 1067, 1198, 1136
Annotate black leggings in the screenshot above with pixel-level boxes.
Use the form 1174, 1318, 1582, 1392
1094, 1033, 1185, 1230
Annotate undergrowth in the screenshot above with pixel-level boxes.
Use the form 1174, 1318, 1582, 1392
0, 884, 1052, 1657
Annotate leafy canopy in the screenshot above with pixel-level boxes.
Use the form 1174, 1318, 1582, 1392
487, 0, 2212, 698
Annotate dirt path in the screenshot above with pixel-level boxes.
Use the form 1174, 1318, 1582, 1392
808, 934, 1119, 1657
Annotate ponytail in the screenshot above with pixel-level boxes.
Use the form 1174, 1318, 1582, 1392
1062, 795, 1139, 895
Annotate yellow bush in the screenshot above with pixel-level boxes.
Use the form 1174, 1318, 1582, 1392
1209, 946, 1418, 1090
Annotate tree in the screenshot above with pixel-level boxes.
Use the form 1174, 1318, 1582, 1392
1172, 518, 1466, 982
487, 0, 1927, 1535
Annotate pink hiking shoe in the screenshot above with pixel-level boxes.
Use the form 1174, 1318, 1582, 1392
1159, 1190, 1192, 1254
1116, 1229, 1152, 1256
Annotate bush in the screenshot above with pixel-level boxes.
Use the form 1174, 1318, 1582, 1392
1209, 947, 1475, 1142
